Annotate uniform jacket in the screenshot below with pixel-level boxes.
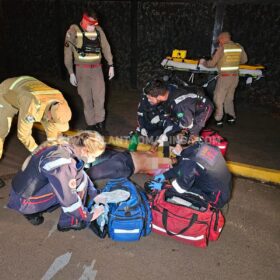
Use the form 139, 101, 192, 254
10, 144, 97, 222
1, 76, 70, 152
64, 24, 113, 75
164, 142, 231, 208
164, 87, 213, 136
205, 40, 248, 73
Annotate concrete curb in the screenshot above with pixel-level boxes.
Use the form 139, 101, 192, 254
34, 124, 280, 185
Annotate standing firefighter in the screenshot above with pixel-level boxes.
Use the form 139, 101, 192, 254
64, 4, 114, 134
0, 76, 72, 159
201, 32, 248, 126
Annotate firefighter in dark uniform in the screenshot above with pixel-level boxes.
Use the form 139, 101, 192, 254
64, 5, 114, 134
144, 79, 213, 145
7, 131, 106, 231
147, 142, 232, 209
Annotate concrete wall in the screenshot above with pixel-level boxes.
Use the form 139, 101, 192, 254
0, 0, 279, 105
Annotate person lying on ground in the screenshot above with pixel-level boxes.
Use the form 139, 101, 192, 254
86, 148, 173, 181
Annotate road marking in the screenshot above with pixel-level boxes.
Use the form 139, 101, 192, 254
78, 260, 97, 280
33, 123, 280, 185
44, 220, 59, 241
41, 252, 72, 280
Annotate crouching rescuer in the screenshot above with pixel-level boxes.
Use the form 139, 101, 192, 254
0, 76, 72, 159
7, 131, 106, 231
147, 142, 232, 209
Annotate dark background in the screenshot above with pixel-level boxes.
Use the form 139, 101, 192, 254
0, 0, 279, 106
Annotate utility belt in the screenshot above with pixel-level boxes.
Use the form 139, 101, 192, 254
75, 63, 102, 69
220, 73, 238, 77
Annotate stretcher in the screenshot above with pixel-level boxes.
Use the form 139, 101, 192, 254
161, 57, 264, 84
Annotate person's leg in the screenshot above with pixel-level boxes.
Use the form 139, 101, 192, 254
224, 76, 239, 123
7, 185, 59, 225
90, 67, 106, 125
87, 152, 134, 180
76, 67, 96, 126
0, 92, 18, 159
213, 77, 228, 125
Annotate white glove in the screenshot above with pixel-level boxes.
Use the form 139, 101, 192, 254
141, 128, 148, 137
150, 115, 160, 124
69, 73, 77, 87
199, 58, 206, 65
157, 134, 168, 146
108, 66, 115, 80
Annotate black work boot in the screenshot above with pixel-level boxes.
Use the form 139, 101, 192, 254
86, 124, 98, 131
215, 119, 223, 127
24, 212, 44, 226
226, 114, 236, 125
95, 121, 109, 136
57, 221, 88, 232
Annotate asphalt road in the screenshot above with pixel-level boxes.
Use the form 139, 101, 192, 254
0, 81, 279, 280
0, 174, 279, 280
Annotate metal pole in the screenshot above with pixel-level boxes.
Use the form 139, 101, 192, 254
211, 2, 225, 55
130, 0, 138, 88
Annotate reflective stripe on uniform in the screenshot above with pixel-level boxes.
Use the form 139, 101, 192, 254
172, 179, 187, 194
137, 112, 144, 116
174, 93, 197, 104
76, 172, 88, 192
42, 158, 72, 171
221, 66, 239, 71
179, 119, 193, 129
61, 196, 83, 213
224, 49, 242, 53
9, 76, 35, 90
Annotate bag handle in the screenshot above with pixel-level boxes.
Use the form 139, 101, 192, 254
162, 209, 197, 236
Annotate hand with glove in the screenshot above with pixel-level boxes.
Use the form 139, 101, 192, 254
108, 66, 115, 80
150, 115, 160, 124
157, 133, 168, 146
148, 180, 163, 191
91, 205, 105, 221
199, 58, 206, 66
140, 128, 148, 137
69, 73, 77, 86
154, 174, 166, 183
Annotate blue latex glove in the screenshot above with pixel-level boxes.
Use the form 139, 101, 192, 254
154, 174, 165, 183
148, 181, 163, 191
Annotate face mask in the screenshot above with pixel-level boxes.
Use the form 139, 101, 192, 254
81, 155, 96, 164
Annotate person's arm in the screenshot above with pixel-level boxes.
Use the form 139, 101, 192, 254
98, 26, 113, 66
64, 25, 76, 75
17, 98, 38, 152
240, 45, 248, 64
204, 46, 223, 68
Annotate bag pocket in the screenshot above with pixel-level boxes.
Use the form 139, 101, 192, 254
109, 216, 144, 242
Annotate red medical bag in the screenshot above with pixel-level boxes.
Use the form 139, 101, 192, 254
200, 129, 228, 156
151, 188, 224, 248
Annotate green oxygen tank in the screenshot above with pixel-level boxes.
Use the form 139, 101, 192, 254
128, 131, 139, 151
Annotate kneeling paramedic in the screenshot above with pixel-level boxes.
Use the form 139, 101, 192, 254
0, 76, 72, 159
147, 141, 232, 208
144, 79, 214, 147
7, 131, 106, 231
